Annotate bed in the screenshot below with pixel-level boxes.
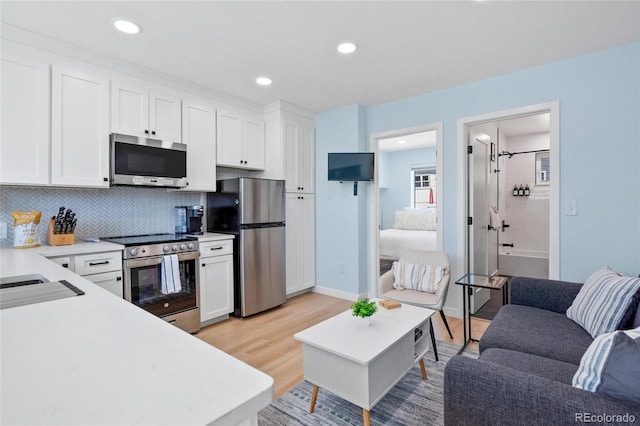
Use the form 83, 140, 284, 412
379, 209, 438, 260
379, 229, 437, 260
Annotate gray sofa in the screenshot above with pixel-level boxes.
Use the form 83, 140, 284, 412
444, 276, 640, 425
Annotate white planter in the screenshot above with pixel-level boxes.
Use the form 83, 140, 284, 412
355, 316, 371, 327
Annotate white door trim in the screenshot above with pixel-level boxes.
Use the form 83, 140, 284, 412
368, 122, 444, 297
457, 102, 560, 281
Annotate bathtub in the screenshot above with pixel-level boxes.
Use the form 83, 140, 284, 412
499, 248, 549, 278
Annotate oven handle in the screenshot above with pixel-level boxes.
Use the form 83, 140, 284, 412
124, 251, 200, 268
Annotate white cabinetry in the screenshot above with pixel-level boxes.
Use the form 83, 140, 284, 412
181, 97, 216, 191
47, 251, 123, 298
284, 119, 315, 193
0, 53, 50, 186
51, 67, 110, 188
285, 193, 315, 295
199, 238, 234, 325
216, 106, 265, 170
111, 81, 182, 142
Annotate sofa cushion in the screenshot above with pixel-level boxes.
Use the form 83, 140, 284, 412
566, 266, 640, 338
573, 327, 640, 404
480, 304, 593, 365
480, 348, 578, 384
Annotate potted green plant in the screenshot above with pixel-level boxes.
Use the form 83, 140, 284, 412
351, 298, 377, 326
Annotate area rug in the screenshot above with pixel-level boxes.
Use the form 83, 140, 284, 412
258, 341, 478, 426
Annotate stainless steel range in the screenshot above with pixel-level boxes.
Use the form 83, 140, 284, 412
102, 234, 200, 333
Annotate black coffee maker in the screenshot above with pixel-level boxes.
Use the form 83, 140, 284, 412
175, 206, 204, 235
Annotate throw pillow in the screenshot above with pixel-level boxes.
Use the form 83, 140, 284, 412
572, 327, 640, 403
619, 287, 640, 329
566, 266, 640, 338
392, 260, 443, 293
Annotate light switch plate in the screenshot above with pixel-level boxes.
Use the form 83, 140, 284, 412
0, 222, 7, 239
566, 200, 578, 216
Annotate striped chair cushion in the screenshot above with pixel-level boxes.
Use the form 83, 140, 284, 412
572, 326, 640, 403
566, 266, 640, 338
392, 260, 443, 293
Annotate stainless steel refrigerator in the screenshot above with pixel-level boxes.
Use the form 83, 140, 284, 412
207, 178, 286, 317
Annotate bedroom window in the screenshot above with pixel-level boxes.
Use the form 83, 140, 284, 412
411, 168, 436, 208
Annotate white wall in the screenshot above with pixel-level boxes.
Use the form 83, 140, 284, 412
499, 132, 550, 254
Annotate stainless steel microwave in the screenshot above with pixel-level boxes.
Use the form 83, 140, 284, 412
110, 133, 188, 188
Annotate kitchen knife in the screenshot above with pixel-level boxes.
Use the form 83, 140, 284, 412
54, 207, 65, 234
69, 218, 77, 234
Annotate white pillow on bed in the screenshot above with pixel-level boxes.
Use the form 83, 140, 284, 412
392, 260, 443, 293
393, 210, 436, 231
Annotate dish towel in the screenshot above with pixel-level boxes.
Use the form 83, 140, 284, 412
160, 254, 182, 294
489, 205, 502, 231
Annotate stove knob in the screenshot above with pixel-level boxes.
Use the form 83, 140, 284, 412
163, 245, 170, 253
187, 243, 195, 250
180, 244, 187, 250
172, 245, 179, 251
130, 248, 138, 256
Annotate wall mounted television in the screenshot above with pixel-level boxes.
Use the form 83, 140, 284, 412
327, 152, 375, 181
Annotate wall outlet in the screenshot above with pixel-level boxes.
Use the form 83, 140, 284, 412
566, 200, 578, 216
0, 222, 7, 239
338, 263, 345, 273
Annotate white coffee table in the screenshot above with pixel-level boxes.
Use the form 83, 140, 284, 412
294, 299, 435, 426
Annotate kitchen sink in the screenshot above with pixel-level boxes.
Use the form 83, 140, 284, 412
1, 274, 84, 310
0, 274, 50, 287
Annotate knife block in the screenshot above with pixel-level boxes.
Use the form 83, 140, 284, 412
46, 219, 75, 246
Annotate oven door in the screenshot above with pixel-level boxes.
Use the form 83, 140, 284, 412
123, 251, 199, 318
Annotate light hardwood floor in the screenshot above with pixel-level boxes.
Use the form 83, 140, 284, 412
196, 292, 490, 398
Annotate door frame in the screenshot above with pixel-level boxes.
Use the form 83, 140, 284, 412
368, 122, 444, 297
457, 102, 560, 282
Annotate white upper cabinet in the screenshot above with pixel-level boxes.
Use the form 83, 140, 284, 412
181, 98, 216, 191
51, 66, 110, 188
216, 106, 265, 170
284, 120, 315, 193
285, 193, 315, 295
0, 53, 50, 185
111, 81, 181, 142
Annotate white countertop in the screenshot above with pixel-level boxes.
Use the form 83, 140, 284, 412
0, 246, 273, 425
190, 232, 236, 242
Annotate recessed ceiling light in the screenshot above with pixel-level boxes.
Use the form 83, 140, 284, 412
337, 42, 357, 54
256, 77, 272, 86
397, 140, 407, 144
113, 19, 141, 35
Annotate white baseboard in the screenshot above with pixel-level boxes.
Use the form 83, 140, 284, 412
312, 285, 360, 302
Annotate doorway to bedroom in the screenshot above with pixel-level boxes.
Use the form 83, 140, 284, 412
370, 123, 444, 280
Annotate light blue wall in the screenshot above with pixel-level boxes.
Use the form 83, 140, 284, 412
380, 147, 436, 230
315, 42, 640, 299
315, 104, 370, 297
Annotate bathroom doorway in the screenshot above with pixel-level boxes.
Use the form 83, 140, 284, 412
458, 102, 559, 318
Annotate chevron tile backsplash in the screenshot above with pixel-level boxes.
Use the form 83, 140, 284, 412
0, 187, 203, 247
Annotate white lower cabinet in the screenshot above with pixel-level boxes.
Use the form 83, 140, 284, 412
74, 251, 123, 298
48, 251, 123, 298
199, 239, 234, 325
285, 193, 315, 295
83, 271, 123, 298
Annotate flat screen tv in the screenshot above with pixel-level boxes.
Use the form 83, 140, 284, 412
327, 152, 374, 181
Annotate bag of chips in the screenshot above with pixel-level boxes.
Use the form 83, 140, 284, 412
12, 211, 42, 248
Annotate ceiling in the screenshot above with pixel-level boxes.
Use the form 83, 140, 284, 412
1, 1, 639, 113
379, 131, 436, 152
